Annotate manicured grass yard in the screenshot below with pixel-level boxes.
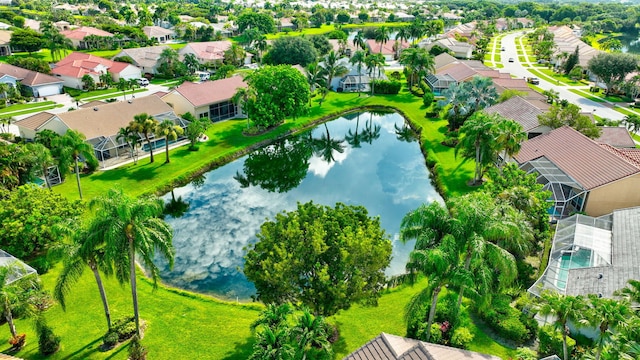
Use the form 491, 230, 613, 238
0, 101, 62, 116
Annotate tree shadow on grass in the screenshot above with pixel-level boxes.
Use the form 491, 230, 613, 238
220, 335, 254, 360
59, 337, 103, 360
330, 321, 349, 359
93, 163, 159, 182
103, 340, 129, 360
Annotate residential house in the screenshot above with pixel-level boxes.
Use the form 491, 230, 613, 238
0, 63, 64, 97
596, 127, 636, 148
24, 19, 40, 32
548, 26, 601, 68
484, 96, 551, 139
113, 45, 171, 75
60, 26, 114, 49
0, 30, 10, 56
143, 26, 175, 43
529, 207, 640, 300
345, 332, 501, 360
365, 39, 410, 61
394, 12, 415, 22
178, 41, 251, 66
516, 17, 535, 28
278, 18, 295, 31
427, 38, 474, 59
328, 39, 357, 57
162, 76, 247, 122
14, 96, 188, 166
444, 22, 476, 39
333, 58, 387, 92
425, 62, 478, 93
52, 52, 142, 89
514, 126, 640, 218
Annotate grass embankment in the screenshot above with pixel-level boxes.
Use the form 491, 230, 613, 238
54, 89, 475, 201
0, 101, 63, 116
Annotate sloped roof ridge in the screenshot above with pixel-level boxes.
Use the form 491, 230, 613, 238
599, 143, 640, 168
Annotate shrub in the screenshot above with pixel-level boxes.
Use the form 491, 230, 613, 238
538, 325, 575, 358
423, 92, 434, 108
103, 316, 137, 347
389, 71, 402, 81
28, 257, 51, 274
450, 326, 474, 349
102, 331, 118, 347
498, 317, 529, 343
128, 335, 147, 360
410, 85, 424, 96
372, 80, 402, 95
36, 319, 61, 355
477, 294, 532, 344
515, 347, 537, 360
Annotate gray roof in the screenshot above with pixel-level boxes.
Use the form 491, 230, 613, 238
596, 127, 636, 149
484, 96, 547, 133
115, 45, 171, 69
344, 333, 501, 360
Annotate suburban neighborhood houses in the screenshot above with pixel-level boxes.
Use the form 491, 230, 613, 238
1, 0, 640, 359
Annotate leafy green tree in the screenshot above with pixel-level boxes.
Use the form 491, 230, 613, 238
537, 103, 601, 139
56, 129, 99, 200
157, 48, 187, 78
234, 135, 312, 193
440, 83, 470, 131
563, 46, 579, 75
245, 65, 310, 128
588, 52, 638, 94
154, 120, 183, 163
536, 291, 587, 360
244, 201, 392, 316
130, 113, 159, 164
224, 44, 246, 67
0, 142, 41, 191
53, 221, 114, 330
184, 117, 210, 150
0, 185, 81, 258
266, 37, 318, 67
399, 47, 435, 90
6, 57, 51, 74
26, 143, 54, 190
10, 28, 44, 54
88, 189, 174, 338
81, 75, 96, 91
237, 10, 276, 34
455, 112, 499, 185
364, 53, 385, 95
231, 87, 254, 129
308, 35, 331, 56
586, 295, 632, 360
183, 53, 200, 75
465, 76, 498, 113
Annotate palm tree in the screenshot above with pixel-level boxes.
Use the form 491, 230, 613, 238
399, 47, 435, 90
349, 50, 366, 96
0, 116, 10, 133
57, 129, 98, 200
155, 120, 184, 163
292, 310, 332, 359
455, 112, 498, 185
254, 34, 268, 64
305, 62, 326, 94
116, 78, 129, 100
312, 123, 345, 163
0, 265, 39, 342
537, 291, 587, 360
586, 295, 632, 360
319, 51, 348, 102
89, 189, 174, 338
375, 26, 390, 53
99, 72, 112, 88
117, 126, 140, 165
26, 143, 54, 189
365, 54, 385, 95
465, 76, 498, 113
440, 83, 471, 131
53, 222, 114, 330
130, 113, 159, 164
0, 83, 11, 105
353, 31, 365, 51
615, 279, 640, 303
249, 326, 294, 360
183, 53, 200, 75
232, 87, 254, 128
251, 303, 292, 331
396, 27, 410, 58
622, 114, 640, 134
495, 119, 526, 165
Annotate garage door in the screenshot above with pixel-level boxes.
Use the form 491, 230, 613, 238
36, 84, 62, 97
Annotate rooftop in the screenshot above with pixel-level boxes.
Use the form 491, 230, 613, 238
484, 96, 547, 133
167, 76, 247, 107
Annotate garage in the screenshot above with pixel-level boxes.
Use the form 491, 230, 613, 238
32, 83, 63, 97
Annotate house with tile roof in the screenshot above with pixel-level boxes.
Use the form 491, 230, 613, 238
529, 207, 640, 300
427, 38, 474, 59
143, 26, 175, 43
0, 30, 10, 56
60, 26, 114, 49
596, 127, 636, 149
484, 96, 551, 139
548, 26, 601, 68
365, 39, 410, 61
14, 96, 188, 166
514, 126, 640, 218
113, 45, 171, 75
178, 41, 251, 66
161, 76, 247, 122
52, 52, 141, 89
344, 332, 500, 360
0, 63, 64, 97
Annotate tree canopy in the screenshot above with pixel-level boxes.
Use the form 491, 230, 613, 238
244, 201, 392, 316
10, 28, 44, 54
237, 10, 276, 34
587, 52, 638, 94
245, 65, 310, 128
266, 37, 318, 67
537, 103, 601, 139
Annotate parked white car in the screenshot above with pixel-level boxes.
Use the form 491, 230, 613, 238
136, 78, 149, 87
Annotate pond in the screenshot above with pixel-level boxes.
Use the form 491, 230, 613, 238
616, 33, 640, 54
157, 111, 443, 301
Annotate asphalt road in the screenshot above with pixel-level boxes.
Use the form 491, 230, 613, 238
499, 32, 624, 121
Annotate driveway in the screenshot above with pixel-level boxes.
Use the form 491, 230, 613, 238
499, 32, 624, 121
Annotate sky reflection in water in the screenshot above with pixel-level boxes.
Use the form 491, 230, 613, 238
158, 111, 443, 300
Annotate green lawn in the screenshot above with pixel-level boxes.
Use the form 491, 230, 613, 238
76, 88, 147, 101
0, 101, 57, 114
53, 89, 475, 202
167, 43, 187, 51
537, 69, 583, 86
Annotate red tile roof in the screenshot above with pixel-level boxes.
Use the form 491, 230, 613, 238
366, 39, 409, 56
514, 126, 640, 190
181, 41, 233, 61
169, 76, 247, 107
596, 127, 636, 148
436, 62, 477, 82
60, 26, 112, 41
53, 52, 132, 78
0, 63, 62, 86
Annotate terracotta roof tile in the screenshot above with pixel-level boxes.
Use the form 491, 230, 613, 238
596, 127, 636, 148
0, 63, 61, 86
366, 39, 409, 56
54, 52, 132, 77
180, 41, 233, 61
436, 62, 477, 82
14, 112, 56, 130
170, 76, 247, 107
60, 26, 113, 41
514, 126, 640, 190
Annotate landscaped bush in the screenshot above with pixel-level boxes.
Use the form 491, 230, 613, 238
515, 347, 537, 360
28, 257, 51, 275
538, 325, 575, 358
128, 336, 147, 360
450, 326, 474, 349
410, 85, 424, 97
477, 294, 532, 344
389, 71, 402, 81
423, 92, 434, 108
372, 80, 402, 95
103, 316, 137, 347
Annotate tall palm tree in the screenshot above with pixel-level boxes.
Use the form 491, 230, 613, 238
319, 51, 348, 102
365, 54, 385, 95
130, 113, 159, 164
305, 62, 326, 94
232, 87, 254, 128
353, 31, 365, 51
396, 27, 410, 52
116, 78, 129, 100
155, 120, 184, 164
455, 112, 498, 185
0, 265, 39, 341
586, 295, 632, 360
89, 189, 174, 338
440, 82, 471, 131
53, 222, 114, 330
349, 50, 366, 96
292, 310, 332, 360
26, 143, 54, 189
465, 76, 498, 113
57, 129, 98, 200
399, 47, 435, 90
0, 116, 10, 133
375, 26, 390, 53
495, 119, 526, 165
254, 34, 268, 64
409, 20, 425, 44
622, 114, 640, 134
537, 291, 587, 360
117, 126, 140, 165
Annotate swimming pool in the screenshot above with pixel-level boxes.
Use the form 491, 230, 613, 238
556, 249, 592, 289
